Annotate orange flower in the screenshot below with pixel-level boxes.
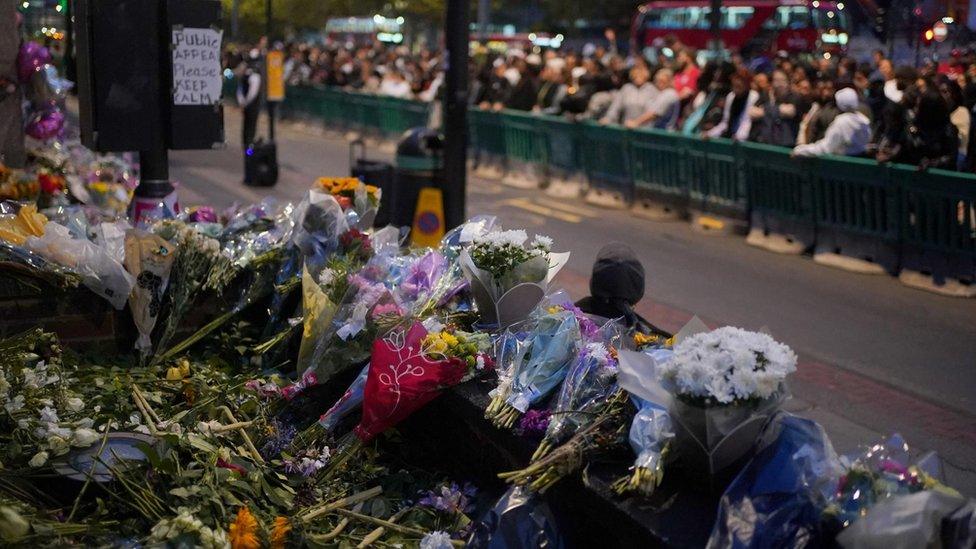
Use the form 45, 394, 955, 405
270, 517, 291, 549
229, 507, 261, 549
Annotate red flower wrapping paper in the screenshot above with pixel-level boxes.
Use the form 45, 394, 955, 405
354, 323, 467, 442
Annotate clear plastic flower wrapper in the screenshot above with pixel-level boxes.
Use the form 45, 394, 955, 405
459, 226, 569, 329
123, 230, 175, 354
707, 414, 842, 548
614, 347, 675, 496
465, 486, 567, 549
659, 327, 797, 487
486, 305, 582, 429
532, 338, 621, 461
25, 221, 135, 309
822, 433, 971, 548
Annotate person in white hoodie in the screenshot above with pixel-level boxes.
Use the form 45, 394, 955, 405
791, 87, 870, 158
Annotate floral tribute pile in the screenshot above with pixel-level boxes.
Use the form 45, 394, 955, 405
0, 137, 971, 546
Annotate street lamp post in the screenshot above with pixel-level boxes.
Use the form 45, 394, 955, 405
442, 0, 469, 230
709, 0, 723, 57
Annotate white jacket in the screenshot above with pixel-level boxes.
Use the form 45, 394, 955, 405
706, 89, 759, 141
792, 111, 871, 157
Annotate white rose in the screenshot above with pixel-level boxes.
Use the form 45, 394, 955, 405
71, 428, 100, 447
3, 395, 24, 413
28, 451, 49, 468
65, 397, 85, 412
46, 435, 70, 455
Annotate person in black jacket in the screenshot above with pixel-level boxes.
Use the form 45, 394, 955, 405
505, 59, 539, 111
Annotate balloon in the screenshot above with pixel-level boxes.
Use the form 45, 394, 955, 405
17, 41, 52, 84
25, 108, 65, 141
42, 64, 74, 100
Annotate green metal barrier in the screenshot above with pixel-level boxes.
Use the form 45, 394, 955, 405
687, 137, 744, 219
500, 110, 548, 167
241, 82, 976, 287
893, 165, 976, 282
814, 155, 900, 272
741, 142, 816, 249
468, 108, 507, 159
580, 122, 632, 201
535, 115, 581, 176
629, 129, 691, 211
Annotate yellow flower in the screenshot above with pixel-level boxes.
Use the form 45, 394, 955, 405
229, 507, 261, 549
165, 359, 191, 381
270, 517, 290, 549
441, 332, 459, 347
665, 336, 675, 347
633, 332, 660, 348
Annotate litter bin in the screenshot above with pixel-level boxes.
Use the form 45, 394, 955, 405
349, 139, 395, 227
394, 127, 443, 229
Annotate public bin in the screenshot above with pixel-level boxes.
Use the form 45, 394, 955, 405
349, 139, 395, 227
393, 127, 444, 229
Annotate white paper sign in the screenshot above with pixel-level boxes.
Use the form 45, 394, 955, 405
171, 27, 223, 105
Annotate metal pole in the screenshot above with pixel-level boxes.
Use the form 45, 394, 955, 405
442, 0, 469, 231
231, 0, 239, 41
477, 0, 489, 40
709, 0, 723, 57
265, 0, 275, 142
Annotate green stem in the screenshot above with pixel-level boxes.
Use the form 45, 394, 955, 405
153, 308, 238, 365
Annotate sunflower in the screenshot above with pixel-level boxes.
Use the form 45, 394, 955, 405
228, 507, 261, 549
270, 517, 291, 549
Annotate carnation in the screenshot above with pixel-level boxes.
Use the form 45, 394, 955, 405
660, 327, 796, 405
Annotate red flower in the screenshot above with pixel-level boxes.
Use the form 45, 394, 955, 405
217, 458, 248, 475
336, 196, 353, 210
38, 173, 64, 194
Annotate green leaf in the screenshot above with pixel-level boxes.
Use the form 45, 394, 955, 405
186, 433, 217, 453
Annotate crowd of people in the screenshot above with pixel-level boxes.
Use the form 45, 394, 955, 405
225, 39, 976, 171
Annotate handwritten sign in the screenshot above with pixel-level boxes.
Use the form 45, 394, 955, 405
171, 27, 223, 105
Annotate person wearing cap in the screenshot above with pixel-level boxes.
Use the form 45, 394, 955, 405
791, 88, 871, 158
575, 243, 666, 336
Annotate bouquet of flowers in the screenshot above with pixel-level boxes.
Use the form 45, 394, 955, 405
529, 341, 620, 462
150, 220, 236, 358
459, 227, 568, 328
659, 327, 797, 482
485, 304, 582, 429
313, 322, 491, 479
0, 165, 39, 201
123, 230, 176, 355
313, 177, 380, 229
826, 434, 960, 530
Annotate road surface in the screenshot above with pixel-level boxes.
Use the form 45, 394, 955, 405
171, 107, 976, 495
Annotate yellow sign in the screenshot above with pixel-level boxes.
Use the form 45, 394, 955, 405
410, 187, 445, 248
266, 50, 285, 102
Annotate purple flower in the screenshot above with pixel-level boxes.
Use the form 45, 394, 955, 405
260, 419, 297, 459
417, 482, 477, 514
515, 409, 551, 438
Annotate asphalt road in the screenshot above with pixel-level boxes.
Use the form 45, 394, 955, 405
171, 108, 976, 495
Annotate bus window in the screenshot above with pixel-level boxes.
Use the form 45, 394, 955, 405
641, 6, 755, 30
762, 6, 812, 30
812, 7, 849, 30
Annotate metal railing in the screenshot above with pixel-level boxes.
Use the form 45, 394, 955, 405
245, 81, 975, 287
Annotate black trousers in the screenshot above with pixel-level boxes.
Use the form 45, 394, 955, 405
242, 103, 260, 146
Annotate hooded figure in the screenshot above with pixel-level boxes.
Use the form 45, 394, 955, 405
575, 243, 664, 335
792, 88, 871, 158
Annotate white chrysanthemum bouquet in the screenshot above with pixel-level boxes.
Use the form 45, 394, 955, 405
660, 327, 797, 481
660, 327, 797, 406
458, 224, 568, 328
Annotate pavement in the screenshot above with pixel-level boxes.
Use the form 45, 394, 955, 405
170, 107, 976, 496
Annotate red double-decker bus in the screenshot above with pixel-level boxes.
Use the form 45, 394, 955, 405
632, 0, 851, 57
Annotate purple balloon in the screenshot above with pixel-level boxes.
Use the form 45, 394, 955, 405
17, 41, 52, 83
25, 108, 65, 141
